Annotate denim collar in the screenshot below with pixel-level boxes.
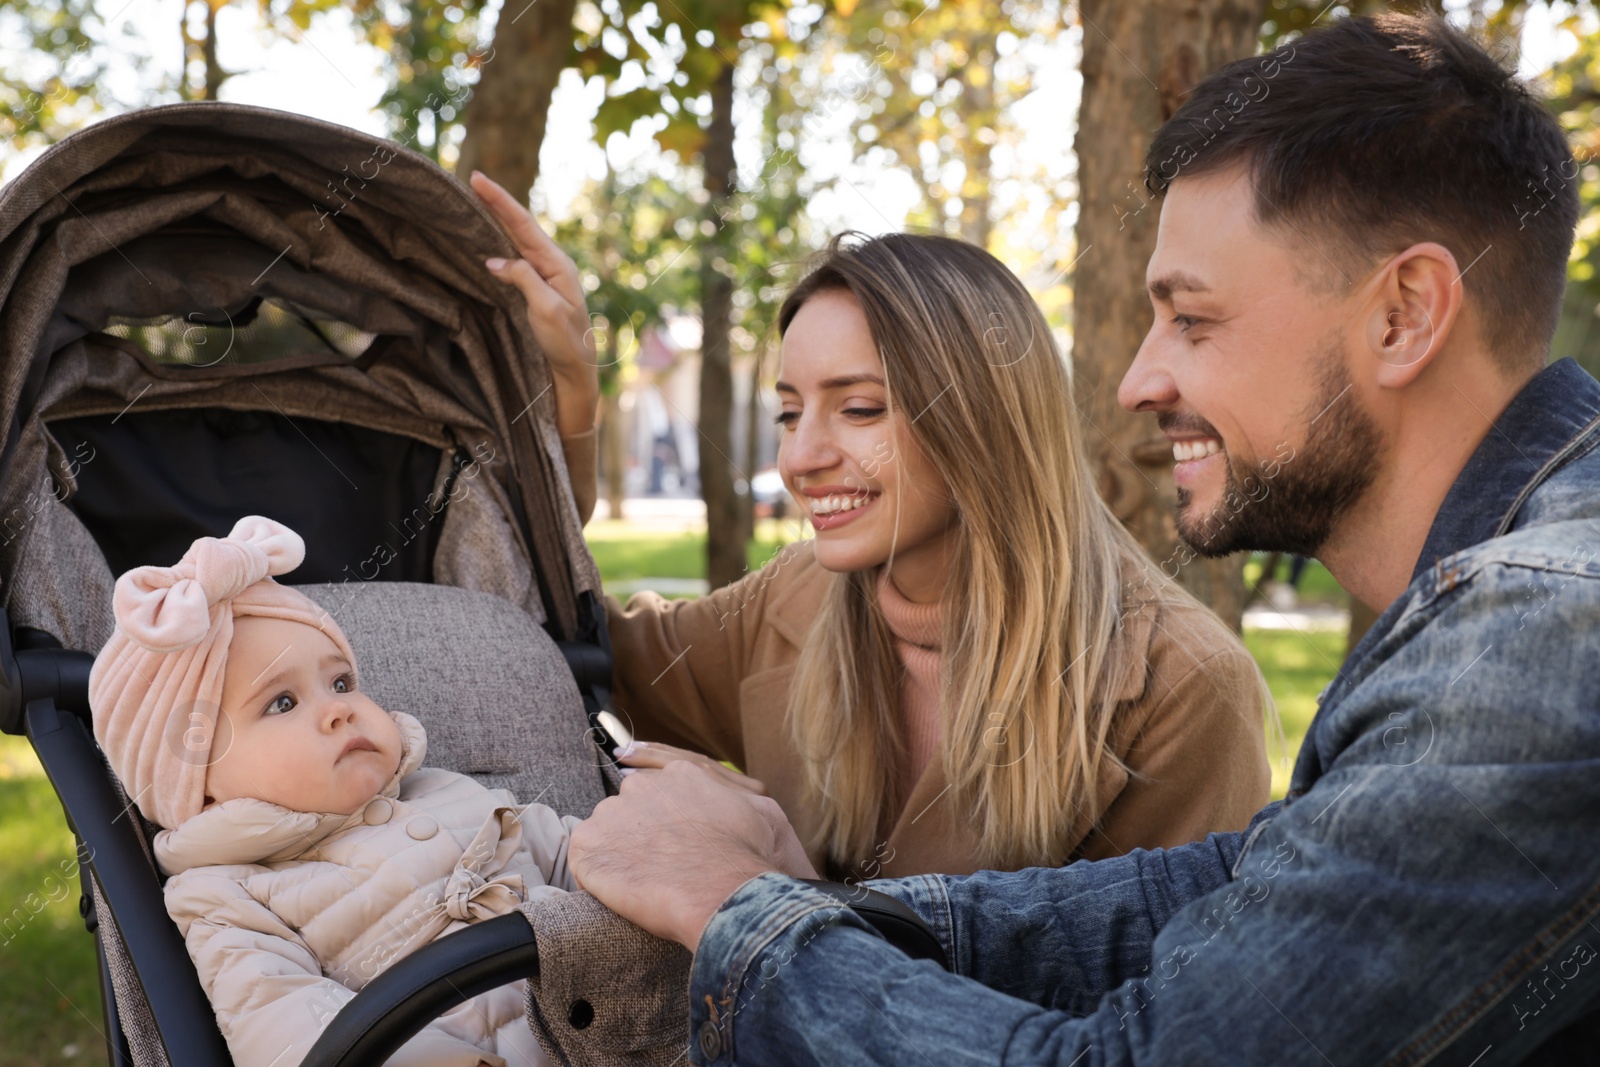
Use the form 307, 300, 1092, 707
1410, 357, 1600, 584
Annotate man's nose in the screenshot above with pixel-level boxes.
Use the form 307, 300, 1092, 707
1118, 330, 1180, 414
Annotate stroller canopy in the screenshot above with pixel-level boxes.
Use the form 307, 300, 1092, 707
0, 102, 598, 650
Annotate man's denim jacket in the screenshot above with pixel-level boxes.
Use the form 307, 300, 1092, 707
684, 358, 1600, 1066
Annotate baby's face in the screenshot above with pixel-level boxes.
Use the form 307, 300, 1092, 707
206, 616, 402, 815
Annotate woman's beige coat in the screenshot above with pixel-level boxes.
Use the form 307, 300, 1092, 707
158, 713, 578, 1067
606, 539, 1272, 879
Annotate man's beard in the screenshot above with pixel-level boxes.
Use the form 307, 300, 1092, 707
1174, 356, 1382, 559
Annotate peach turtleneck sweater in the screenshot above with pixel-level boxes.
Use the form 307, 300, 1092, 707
875, 568, 945, 787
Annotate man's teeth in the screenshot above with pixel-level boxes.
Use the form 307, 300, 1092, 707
1172, 439, 1222, 462
811, 493, 873, 516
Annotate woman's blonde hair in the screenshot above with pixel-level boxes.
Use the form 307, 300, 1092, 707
780, 232, 1170, 873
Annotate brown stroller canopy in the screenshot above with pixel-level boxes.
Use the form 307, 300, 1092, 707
0, 102, 598, 648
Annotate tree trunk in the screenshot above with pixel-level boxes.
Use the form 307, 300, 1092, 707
958, 31, 998, 249
601, 324, 627, 521
456, 0, 579, 202
180, 0, 227, 101
202, 1, 223, 99
700, 60, 745, 590
741, 352, 760, 548
1072, 0, 1265, 632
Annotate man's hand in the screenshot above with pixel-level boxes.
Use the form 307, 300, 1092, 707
569, 761, 819, 952
469, 169, 599, 440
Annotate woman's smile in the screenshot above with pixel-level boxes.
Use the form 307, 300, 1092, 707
802, 487, 881, 530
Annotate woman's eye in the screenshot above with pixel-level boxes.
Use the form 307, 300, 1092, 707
842, 407, 885, 419
1172, 314, 1200, 332
265, 694, 296, 716
333, 674, 354, 694
774, 411, 799, 428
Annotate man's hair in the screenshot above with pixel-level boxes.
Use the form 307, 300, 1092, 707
1144, 14, 1578, 367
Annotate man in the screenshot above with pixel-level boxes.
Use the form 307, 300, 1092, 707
570, 14, 1600, 1065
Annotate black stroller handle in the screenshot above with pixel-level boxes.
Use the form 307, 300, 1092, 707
799, 879, 951, 969
300, 911, 540, 1067
0, 621, 95, 736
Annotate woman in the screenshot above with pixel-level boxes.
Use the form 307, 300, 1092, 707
473, 172, 1270, 881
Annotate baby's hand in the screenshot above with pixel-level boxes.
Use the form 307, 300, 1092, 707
470, 170, 599, 441
614, 740, 768, 796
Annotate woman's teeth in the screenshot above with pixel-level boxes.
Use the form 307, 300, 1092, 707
1172, 438, 1222, 462
811, 493, 874, 517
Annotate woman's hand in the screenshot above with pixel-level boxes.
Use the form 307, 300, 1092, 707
469, 170, 599, 441
615, 740, 768, 795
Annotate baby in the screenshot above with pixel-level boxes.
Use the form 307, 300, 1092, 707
87, 515, 575, 1067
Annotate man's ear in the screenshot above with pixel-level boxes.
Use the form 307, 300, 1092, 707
1363, 242, 1465, 388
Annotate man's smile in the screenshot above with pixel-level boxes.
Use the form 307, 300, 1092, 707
1171, 437, 1222, 462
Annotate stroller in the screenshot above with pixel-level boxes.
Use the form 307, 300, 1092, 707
0, 103, 940, 1066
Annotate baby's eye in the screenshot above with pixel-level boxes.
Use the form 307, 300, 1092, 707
265, 694, 296, 716
332, 674, 354, 694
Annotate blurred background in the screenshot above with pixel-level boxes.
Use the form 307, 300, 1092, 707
2, 0, 1599, 1061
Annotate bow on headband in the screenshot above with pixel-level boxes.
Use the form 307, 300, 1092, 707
113, 516, 306, 654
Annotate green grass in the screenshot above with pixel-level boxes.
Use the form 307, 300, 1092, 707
586, 518, 799, 592
1242, 552, 1344, 606
0, 736, 104, 1066
0, 526, 1344, 1063
1246, 627, 1345, 799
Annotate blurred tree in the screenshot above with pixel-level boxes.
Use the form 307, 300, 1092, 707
824, 0, 1068, 250
455, 0, 579, 197
1542, 7, 1600, 376
576, 0, 813, 588
3, 0, 557, 178
553, 162, 700, 519
350, 0, 497, 164
1, 1, 108, 146
826, 0, 1002, 245
180, 0, 228, 98
702, 46, 743, 586
725, 30, 818, 546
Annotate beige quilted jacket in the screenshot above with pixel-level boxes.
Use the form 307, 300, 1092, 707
157, 712, 578, 1067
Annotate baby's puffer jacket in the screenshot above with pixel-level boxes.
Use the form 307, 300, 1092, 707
157, 712, 579, 1067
